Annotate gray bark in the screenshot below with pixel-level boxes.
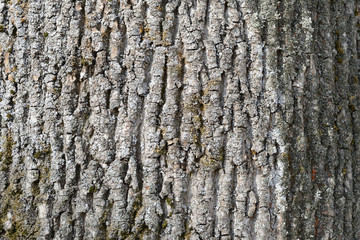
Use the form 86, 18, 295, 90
0, 0, 359, 239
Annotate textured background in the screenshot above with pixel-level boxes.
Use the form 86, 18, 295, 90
0, 0, 359, 239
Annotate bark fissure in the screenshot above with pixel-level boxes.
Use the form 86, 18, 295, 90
0, 0, 358, 239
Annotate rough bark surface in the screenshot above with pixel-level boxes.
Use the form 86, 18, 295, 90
0, 0, 359, 239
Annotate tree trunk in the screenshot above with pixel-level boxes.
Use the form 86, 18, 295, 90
0, 0, 359, 239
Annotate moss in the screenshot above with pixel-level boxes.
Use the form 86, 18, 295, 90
33, 151, 41, 159
336, 57, 343, 64
39, 165, 50, 184
355, 8, 360, 17
192, 115, 203, 126
0, 132, 14, 171
133, 194, 142, 214
6, 220, 29, 239
31, 181, 40, 196
154, 145, 167, 155
31, 154, 51, 195
162, 31, 171, 46
201, 147, 225, 166
0, 25, 4, 32
89, 185, 97, 194
43, 32, 48, 38
6, 113, 12, 120
175, 63, 184, 78
80, 57, 92, 67
0, 175, 40, 239
282, 153, 291, 160
218, 146, 225, 162
99, 202, 113, 237
135, 223, 149, 238
200, 156, 221, 168
181, 224, 192, 239
203, 79, 221, 96
354, 76, 359, 84
80, 57, 87, 66
125, 194, 143, 237
191, 128, 201, 147
119, 231, 130, 239
162, 220, 167, 229
335, 40, 344, 55
184, 104, 198, 115
10, 90, 15, 95
348, 104, 356, 112
165, 197, 174, 209
251, 150, 256, 156
33, 146, 52, 159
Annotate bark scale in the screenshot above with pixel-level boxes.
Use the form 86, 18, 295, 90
0, 0, 359, 239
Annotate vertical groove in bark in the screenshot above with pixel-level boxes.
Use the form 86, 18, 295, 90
353, 2, 360, 239
0, 0, 358, 239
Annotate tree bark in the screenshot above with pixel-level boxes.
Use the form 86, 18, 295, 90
0, 0, 359, 239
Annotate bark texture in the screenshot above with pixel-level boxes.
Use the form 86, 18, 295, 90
0, 0, 359, 239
